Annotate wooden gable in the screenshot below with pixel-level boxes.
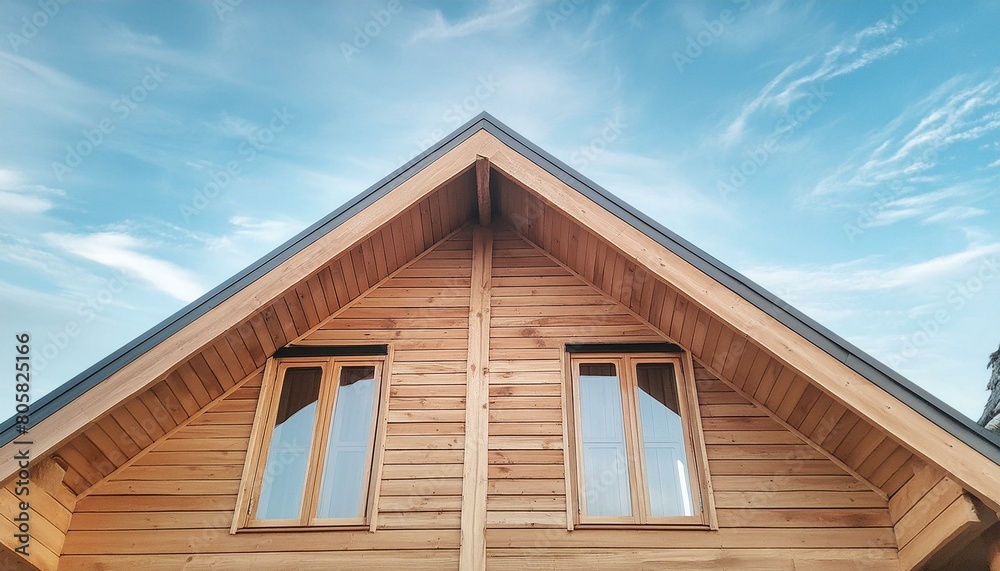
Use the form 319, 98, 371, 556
2, 114, 998, 570
52, 228, 898, 569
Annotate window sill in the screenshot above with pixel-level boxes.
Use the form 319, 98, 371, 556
573, 522, 715, 531
233, 524, 371, 534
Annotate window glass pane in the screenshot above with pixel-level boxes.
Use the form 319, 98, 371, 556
636, 363, 694, 517
578, 363, 631, 517
257, 367, 322, 520
316, 365, 378, 519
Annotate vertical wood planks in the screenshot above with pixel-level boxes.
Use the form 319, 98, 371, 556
459, 226, 492, 570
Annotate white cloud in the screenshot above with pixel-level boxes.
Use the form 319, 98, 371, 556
0, 51, 103, 124
0, 191, 53, 214
0, 169, 20, 187
44, 231, 206, 302
861, 183, 991, 227
0, 233, 96, 287
721, 21, 906, 146
578, 3, 612, 51
107, 24, 164, 48
869, 80, 1000, 174
921, 206, 988, 225
189, 216, 302, 280
0, 169, 65, 215
745, 242, 1000, 299
411, 1, 535, 42
0, 278, 81, 315
204, 112, 260, 140
809, 75, 1000, 202
227, 215, 298, 244
721, 58, 812, 146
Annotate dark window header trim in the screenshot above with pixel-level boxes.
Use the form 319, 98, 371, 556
566, 343, 683, 354
273, 345, 388, 358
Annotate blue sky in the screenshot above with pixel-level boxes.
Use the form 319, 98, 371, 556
1, 0, 998, 423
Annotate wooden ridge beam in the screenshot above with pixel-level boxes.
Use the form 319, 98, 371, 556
476, 155, 491, 225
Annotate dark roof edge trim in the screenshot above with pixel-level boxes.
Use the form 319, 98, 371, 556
4, 111, 998, 470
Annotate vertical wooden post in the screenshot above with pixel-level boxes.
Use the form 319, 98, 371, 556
459, 226, 492, 570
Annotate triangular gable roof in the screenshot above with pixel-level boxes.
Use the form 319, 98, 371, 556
3, 112, 999, 506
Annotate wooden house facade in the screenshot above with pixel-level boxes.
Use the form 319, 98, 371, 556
2, 114, 999, 570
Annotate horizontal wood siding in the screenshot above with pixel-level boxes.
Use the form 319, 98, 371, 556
22, 134, 996, 570
496, 172, 914, 500
314, 229, 472, 538
43, 171, 477, 502
484, 362, 898, 567
58, 229, 473, 570
487, 230, 664, 531
482, 230, 896, 568
0, 458, 75, 571
55, 223, 899, 569
888, 459, 985, 569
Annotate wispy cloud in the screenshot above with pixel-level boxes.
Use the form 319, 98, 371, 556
803, 72, 1000, 229
627, 1, 652, 28
411, 1, 535, 42
721, 20, 906, 146
0, 187, 62, 215
0, 233, 89, 286
203, 215, 299, 252
745, 241, 1000, 300
105, 24, 164, 48
922, 206, 989, 224
577, 4, 612, 51
862, 183, 990, 227
226, 216, 297, 243
201, 112, 262, 140
0, 191, 52, 215
44, 231, 206, 302
0, 51, 103, 124
852, 78, 1000, 186
0, 169, 65, 215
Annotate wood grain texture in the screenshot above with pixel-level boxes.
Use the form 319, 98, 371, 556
459, 226, 492, 570
14, 128, 1000, 569
53, 224, 897, 568
476, 156, 491, 225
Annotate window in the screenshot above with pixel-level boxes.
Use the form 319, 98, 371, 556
567, 350, 713, 526
235, 352, 387, 529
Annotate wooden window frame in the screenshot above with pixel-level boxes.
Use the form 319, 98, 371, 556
232, 353, 390, 532
565, 350, 716, 529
